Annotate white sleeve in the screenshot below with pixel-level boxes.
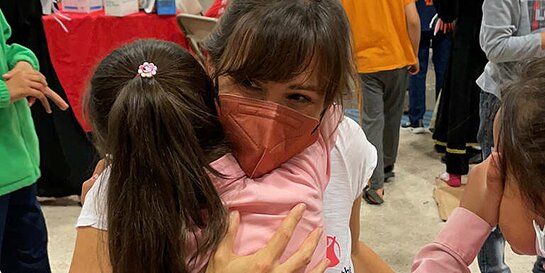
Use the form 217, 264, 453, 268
76, 168, 110, 230
336, 117, 378, 201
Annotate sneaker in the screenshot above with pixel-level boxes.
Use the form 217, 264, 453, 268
401, 121, 414, 128
438, 173, 462, 187
402, 120, 427, 134
438, 172, 462, 187
447, 174, 462, 187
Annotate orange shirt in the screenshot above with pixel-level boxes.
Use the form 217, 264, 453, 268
342, 0, 417, 73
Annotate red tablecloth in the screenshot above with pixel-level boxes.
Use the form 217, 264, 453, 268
43, 11, 188, 131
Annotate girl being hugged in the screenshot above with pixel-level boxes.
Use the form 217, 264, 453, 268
72, 27, 347, 273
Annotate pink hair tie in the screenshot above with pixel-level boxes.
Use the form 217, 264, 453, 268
138, 62, 158, 78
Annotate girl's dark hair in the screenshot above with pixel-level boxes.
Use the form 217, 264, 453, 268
205, 0, 358, 108
499, 58, 545, 216
85, 39, 228, 273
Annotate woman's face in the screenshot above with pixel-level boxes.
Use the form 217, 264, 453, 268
217, 69, 327, 119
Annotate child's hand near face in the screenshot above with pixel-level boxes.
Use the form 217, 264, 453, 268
460, 154, 504, 227
3, 61, 69, 113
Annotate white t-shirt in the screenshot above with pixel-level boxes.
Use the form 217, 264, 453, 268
76, 117, 377, 273
77, 167, 109, 230
324, 117, 377, 273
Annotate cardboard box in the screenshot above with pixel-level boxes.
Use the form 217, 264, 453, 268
63, 0, 103, 13
104, 0, 139, 16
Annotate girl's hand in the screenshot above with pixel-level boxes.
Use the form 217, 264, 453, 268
460, 153, 504, 227
81, 159, 106, 205
206, 204, 329, 273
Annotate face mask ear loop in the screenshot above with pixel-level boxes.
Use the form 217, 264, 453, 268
214, 77, 221, 106
311, 107, 328, 134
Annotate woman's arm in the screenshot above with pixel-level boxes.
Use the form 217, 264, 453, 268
350, 193, 395, 273
69, 227, 111, 273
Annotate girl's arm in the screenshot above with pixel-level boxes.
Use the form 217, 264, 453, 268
350, 194, 395, 273
411, 208, 492, 273
69, 227, 112, 273
412, 156, 503, 272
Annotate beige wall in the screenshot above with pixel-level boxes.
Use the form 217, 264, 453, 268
199, 0, 214, 10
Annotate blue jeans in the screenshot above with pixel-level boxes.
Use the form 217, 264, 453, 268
0, 184, 51, 273
477, 91, 510, 273
408, 31, 450, 125
478, 228, 511, 273
534, 257, 545, 273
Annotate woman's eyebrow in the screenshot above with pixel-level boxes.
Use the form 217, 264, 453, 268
289, 84, 324, 93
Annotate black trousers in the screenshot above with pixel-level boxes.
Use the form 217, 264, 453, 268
0, 185, 51, 273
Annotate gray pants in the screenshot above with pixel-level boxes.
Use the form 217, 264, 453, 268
360, 68, 409, 191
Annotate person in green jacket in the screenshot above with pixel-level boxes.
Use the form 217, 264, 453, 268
0, 8, 68, 273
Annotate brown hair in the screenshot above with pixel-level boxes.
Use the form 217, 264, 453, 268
85, 39, 228, 273
498, 58, 545, 216
205, 0, 359, 108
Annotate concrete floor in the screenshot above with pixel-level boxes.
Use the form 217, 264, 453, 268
42, 129, 536, 272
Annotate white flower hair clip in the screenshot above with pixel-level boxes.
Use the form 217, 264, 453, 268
138, 62, 157, 78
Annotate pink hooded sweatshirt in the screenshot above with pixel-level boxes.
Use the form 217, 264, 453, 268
412, 207, 493, 273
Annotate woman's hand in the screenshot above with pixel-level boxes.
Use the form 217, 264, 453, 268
206, 204, 329, 273
460, 153, 504, 227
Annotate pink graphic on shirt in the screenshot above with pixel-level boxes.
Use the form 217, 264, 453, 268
326, 236, 341, 267
533, 0, 541, 30
529, 0, 545, 32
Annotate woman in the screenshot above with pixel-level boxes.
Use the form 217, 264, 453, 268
71, 0, 390, 272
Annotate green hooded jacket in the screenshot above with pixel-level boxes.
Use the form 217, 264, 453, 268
0, 9, 41, 196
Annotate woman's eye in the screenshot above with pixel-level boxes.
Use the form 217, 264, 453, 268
240, 79, 262, 90
288, 94, 312, 104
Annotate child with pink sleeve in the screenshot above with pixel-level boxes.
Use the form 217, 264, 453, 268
413, 59, 545, 272
412, 207, 493, 272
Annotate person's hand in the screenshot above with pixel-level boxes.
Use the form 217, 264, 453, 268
3, 62, 69, 113
81, 159, 106, 205
460, 153, 504, 227
7, 61, 37, 77
206, 204, 329, 273
408, 62, 420, 75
